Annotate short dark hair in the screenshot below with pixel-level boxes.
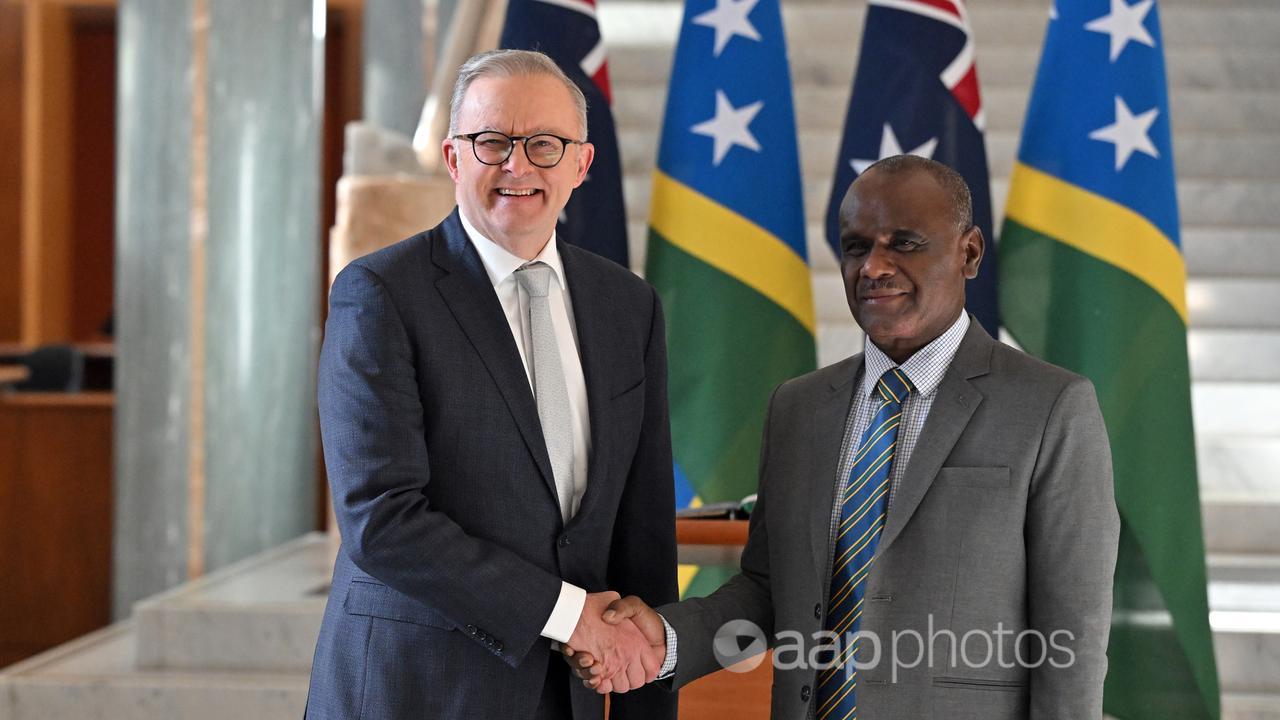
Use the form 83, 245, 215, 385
859, 154, 973, 231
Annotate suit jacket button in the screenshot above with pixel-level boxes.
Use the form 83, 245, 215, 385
465, 624, 477, 635
800, 685, 811, 702
558, 535, 571, 548
813, 603, 822, 619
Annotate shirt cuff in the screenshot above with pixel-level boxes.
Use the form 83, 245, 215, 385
540, 582, 587, 644
657, 612, 678, 678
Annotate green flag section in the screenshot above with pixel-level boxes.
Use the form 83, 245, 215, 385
645, 0, 815, 598
999, 2, 1218, 718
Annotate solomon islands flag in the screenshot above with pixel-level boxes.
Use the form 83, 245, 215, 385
999, 1, 1219, 717
645, 0, 816, 597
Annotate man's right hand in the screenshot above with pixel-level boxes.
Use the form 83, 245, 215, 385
565, 592, 661, 693
563, 595, 667, 693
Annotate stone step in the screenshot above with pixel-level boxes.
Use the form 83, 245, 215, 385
1199, 436, 1280, 501
1193, 382, 1280, 436
1209, 553, 1280, 695
132, 533, 329, 673
0, 623, 309, 720
1189, 330, 1280, 382
613, 84, 1280, 136
1203, 501, 1280, 555
1186, 278, 1280, 330
598, 2, 1280, 50
618, 127, 1280, 185
607, 43, 1280, 93
1184, 228, 1280, 278
622, 176, 1280, 236
1223, 693, 1280, 720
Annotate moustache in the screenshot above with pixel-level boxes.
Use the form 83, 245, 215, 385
857, 280, 909, 295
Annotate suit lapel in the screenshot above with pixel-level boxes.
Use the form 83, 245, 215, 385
876, 320, 993, 556
808, 357, 861, 582
431, 211, 558, 505
558, 246, 615, 525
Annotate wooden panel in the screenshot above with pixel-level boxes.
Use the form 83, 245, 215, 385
0, 392, 113, 669
676, 519, 750, 546
679, 657, 774, 720
319, 3, 363, 531
69, 9, 116, 341
21, 1, 75, 344
0, 2, 24, 342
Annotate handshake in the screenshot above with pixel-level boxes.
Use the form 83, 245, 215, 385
562, 591, 666, 694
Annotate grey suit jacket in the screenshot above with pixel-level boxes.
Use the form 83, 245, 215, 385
661, 319, 1119, 720
306, 210, 678, 720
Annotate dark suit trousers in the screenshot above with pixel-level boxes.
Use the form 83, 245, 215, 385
534, 651, 572, 720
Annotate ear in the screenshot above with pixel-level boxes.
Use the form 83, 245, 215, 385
961, 225, 984, 280
442, 138, 462, 183
572, 142, 596, 188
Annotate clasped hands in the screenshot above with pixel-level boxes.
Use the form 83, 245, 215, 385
562, 592, 664, 694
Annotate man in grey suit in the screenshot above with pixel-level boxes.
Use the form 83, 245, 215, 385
571, 155, 1120, 719
305, 50, 674, 720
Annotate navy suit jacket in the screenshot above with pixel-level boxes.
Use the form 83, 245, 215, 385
306, 209, 678, 720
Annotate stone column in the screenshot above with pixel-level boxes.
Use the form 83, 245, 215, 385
114, 0, 323, 617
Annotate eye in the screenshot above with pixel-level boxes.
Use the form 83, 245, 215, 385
477, 137, 508, 149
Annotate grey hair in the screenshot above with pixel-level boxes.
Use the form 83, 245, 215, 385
448, 49, 589, 140
860, 154, 974, 230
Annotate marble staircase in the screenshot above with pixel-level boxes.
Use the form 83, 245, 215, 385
3, 0, 1278, 717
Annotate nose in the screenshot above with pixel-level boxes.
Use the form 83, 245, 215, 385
859, 241, 896, 280
501, 140, 534, 176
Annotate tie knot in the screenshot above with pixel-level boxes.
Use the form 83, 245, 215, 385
876, 368, 914, 405
515, 262, 552, 298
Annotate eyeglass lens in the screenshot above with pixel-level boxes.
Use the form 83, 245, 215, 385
471, 132, 566, 168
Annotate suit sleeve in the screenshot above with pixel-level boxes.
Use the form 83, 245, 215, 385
607, 286, 680, 720
1026, 377, 1120, 719
657, 383, 782, 689
319, 264, 562, 668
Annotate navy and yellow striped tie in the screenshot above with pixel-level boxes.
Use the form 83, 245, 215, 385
814, 368, 914, 720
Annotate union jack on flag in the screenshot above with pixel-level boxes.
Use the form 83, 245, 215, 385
824, 0, 998, 333
501, 0, 631, 266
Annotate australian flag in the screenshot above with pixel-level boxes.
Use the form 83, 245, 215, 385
824, 0, 998, 333
501, 0, 630, 267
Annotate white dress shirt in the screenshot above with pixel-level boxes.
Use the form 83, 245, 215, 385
459, 211, 590, 643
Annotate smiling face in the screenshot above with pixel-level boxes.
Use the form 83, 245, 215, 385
442, 73, 595, 259
839, 166, 983, 363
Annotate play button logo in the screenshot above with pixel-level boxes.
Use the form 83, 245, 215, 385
713, 619, 767, 673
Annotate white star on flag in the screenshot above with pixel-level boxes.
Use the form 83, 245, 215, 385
691, 90, 765, 166
851, 123, 939, 175
693, 0, 762, 57
1089, 95, 1160, 171
1085, 0, 1156, 62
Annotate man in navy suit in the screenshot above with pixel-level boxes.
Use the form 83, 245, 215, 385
305, 49, 677, 720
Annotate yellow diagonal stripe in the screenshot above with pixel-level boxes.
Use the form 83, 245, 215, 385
649, 170, 816, 334
1004, 161, 1188, 323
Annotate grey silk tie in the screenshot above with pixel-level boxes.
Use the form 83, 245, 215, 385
514, 262, 575, 523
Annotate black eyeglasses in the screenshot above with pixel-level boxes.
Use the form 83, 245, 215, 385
452, 131, 584, 168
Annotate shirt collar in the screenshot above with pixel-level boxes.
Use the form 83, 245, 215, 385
458, 209, 567, 291
861, 311, 970, 400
